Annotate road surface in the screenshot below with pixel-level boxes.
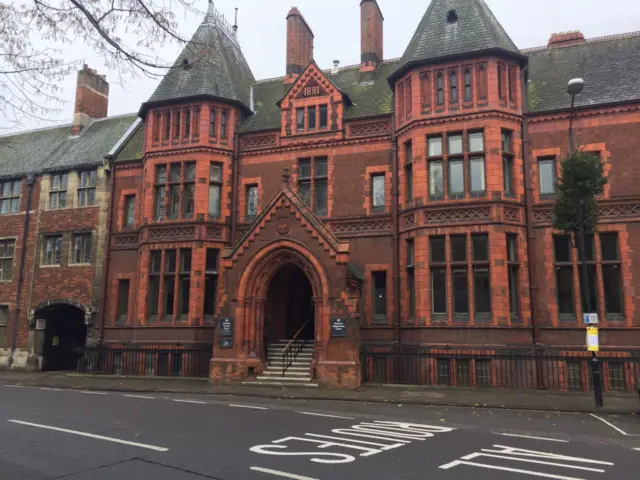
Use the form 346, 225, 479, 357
1, 383, 639, 479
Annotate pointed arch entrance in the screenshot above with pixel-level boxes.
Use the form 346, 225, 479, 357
236, 241, 329, 362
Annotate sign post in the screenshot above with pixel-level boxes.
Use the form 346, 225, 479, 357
584, 313, 603, 408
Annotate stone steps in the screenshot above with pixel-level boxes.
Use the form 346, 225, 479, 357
244, 339, 316, 387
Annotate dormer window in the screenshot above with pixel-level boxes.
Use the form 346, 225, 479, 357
447, 10, 458, 24
182, 58, 191, 70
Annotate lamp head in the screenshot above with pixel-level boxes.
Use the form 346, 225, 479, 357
567, 78, 584, 96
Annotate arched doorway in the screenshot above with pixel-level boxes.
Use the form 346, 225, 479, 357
36, 303, 87, 371
264, 264, 314, 345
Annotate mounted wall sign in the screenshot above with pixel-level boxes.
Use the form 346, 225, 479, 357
219, 318, 233, 337
219, 338, 233, 349
35, 319, 46, 331
330, 318, 347, 338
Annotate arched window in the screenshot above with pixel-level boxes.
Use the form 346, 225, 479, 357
436, 74, 444, 105
464, 69, 472, 102
450, 72, 458, 103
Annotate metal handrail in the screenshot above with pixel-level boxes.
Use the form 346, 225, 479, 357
282, 319, 311, 377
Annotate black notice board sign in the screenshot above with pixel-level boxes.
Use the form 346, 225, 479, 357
219, 338, 233, 349
331, 318, 347, 338
220, 318, 233, 337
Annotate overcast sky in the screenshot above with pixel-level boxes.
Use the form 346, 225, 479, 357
11, 0, 640, 132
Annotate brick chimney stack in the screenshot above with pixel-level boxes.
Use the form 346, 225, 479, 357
548, 31, 586, 48
285, 7, 314, 85
72, 64, 109, 135
360, 0, 384, 75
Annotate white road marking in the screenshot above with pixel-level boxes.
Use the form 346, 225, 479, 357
80, 391, 107, 395
462, 452, 605, 472
230, 404, 268, 410
250, 467, 318, 479
497, 433, 569, 443
173, 399, 207, 405
40, 387, 63, 391
634, 448, 640, 451
440, 460, 585, 480
7, 420, 169, 452
124, 394, 155, 400
4, 385, 23, 388
298, 412, 354, 420
590, 413, 640, 436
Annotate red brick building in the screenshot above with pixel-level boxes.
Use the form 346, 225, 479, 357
2, 0, 639, 389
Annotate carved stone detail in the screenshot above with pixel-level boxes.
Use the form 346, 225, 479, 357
423, 206, 492, 224
349, 121, 391, 137
240, 134, 277, 150
503, 206, 521, 222
114, 234, 139, 246
206, 225, 224, 239
599, 203, 640, 218
148, 226, 195, 240
533, 208, 553, 223
329, 217, 392, 237
402, 213, 416, 227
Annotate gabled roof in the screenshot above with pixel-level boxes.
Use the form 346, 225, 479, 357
275, 60, 352, 107
0, 114, 138, 180
228, 181, 349, 260
139, 1, 255, 117
390, 0, 524, 82
525, 32, 640, 113
240, 60, 398, 133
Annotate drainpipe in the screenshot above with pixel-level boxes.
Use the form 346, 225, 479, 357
390, 112, 400, 348
521, 67, 544, 388
9, 174, 35, 368
230, 123, 240, 245
97, 156, 116, 345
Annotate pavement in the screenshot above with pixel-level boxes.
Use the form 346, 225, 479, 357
0, 370, 638, 414
1, 382, 640, 480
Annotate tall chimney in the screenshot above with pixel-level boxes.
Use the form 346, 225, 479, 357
360, 0, 384, 75
285, 7, 314, 85
72, 64, 109, 135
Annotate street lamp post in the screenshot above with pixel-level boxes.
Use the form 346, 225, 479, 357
567, 78, 603, 407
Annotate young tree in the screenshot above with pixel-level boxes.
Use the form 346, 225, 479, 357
553, 151, 608, 313
0, 0, 205, 129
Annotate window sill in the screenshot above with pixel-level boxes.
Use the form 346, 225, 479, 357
203, 315, 215, 325
0, 212, 21, 216
559, 314, 577, 323
452, 315, 470, 324
69, 263, 92, 267
160, 316, 173, 323
40, 264, 61, 268
0, 280, 13, 284
539, 194, 556, 201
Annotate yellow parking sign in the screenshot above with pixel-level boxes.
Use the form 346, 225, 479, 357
586, 327, 599, 352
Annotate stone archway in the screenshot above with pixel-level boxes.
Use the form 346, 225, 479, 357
31, 299, 93, 371
235, 240, 330, 363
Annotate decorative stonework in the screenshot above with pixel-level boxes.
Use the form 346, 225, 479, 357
348, 121, 391, 137
600, 203, 640, 218
503, 206, 521, 222
402, 212, 416, 227
240, 134, 278, 151
206, 225, 224, 239
329, 217, 393, 237
533, 207, 553, 223
276, 222, 290, 235
423, 206, 492, 224
148, 225, 195, 240
114, 234, 139, 246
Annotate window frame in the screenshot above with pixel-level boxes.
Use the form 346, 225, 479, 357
371, 173, 386, 213
430, 236, 447, 316
116, 279, 130, 324
507, 234, 520, 320
538, 157, 556, 197
554, 235, 575, 320
449, 70, 458, 104
436, 73, 444, 105
0, 179, 21, 215
297, 157, 328, 216
49, 173, 68, 210
77, 169, 97, 207
372, 271, 387, 322
600, 233, 623, 318
220, 109, 228, 139
308, 106, 317, 131
502, 130, 515, 197
71, 232, 92, 265
208, 162, 223, 220
124, 195, 136, 229
406, 239, 416, 319
177, 249, 192, 320
319, 105, 328, 129
463, 68, 472, 102
42, 234, 63, 266
209, 107, 217, 138
404, 140, 413, 205
245, 184, 259, 221
472, 234, 491, 321
0, 240, 15, 282
296, 107, 305, 132
203, 249, 219, 322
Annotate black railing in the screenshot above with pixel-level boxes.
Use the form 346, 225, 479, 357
361, 348, 640, 393
75, 345, 211, 378
282, 320, 311, 376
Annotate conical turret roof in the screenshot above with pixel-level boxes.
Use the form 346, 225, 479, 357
140, 1, 255, 116
390, 0, 525, 82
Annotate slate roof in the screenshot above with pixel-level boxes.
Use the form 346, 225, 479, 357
240, 60, 398, 133
113, 121, 145, 162
390, 0, 524, 81
525, 32, 640, 113
0, 114, 138, 180
140, 2, 255, 117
